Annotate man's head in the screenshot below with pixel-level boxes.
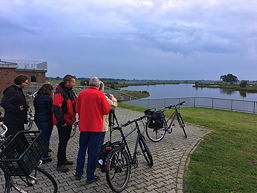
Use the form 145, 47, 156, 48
14, 75, 29, 88
63, 75, 76, 88
89, 77, 101, 88
99, 81, 104, 92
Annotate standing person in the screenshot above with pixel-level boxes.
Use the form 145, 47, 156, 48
75, 77, 110, 183
1, 75, 29, 137
98, 81, 118, 145
33, 84, 54, 163
52, 75, 77, 172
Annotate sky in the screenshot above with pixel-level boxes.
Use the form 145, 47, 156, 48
0, 0, 257, 80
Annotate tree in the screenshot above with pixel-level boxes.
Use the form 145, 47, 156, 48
220, 74, 238, 82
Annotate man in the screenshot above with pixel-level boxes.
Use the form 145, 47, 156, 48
75, 77, 110, 184
1, 75, 29, 137
52, 74, 77, 172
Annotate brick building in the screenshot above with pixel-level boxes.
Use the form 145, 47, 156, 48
0, 59, 47, 99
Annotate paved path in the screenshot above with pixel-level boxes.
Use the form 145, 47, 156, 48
0, 108, 210, 193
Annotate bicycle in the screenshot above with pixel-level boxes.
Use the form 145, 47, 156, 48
70, 121, 78, 138
105, 115, 153, 193
25, 108, 34, 131
0, 122, 58, 193
145, 101, 187, 142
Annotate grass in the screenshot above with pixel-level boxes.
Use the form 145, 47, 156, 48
119, 103, 257, 193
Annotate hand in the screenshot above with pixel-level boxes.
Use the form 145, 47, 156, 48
61, 123, 68, 127
20, 105, 25, 111
109, 94, 114, 100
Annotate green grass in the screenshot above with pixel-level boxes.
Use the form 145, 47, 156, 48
119, 103, 257, 193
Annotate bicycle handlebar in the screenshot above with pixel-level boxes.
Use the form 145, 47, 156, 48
113, 115, 148, 130
165, 101, 185, 109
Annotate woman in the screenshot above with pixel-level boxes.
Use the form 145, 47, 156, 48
33, 84, 54, 163
1, 75, 29, 137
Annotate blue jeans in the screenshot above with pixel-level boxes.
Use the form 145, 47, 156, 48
75, 131, 104, 180
35, 120, 53, 159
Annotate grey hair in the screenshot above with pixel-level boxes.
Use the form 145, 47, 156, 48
99, 81, 104, 91
89, 77, 101, 87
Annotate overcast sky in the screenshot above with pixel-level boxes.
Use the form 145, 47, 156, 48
0, 0, 257, 80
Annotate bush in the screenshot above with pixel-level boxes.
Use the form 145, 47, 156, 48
240, 80, 248, 88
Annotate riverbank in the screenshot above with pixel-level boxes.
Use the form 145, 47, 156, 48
194, 82, 257, 93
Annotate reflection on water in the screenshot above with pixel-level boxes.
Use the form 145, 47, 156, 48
220, 88, 236, 96
122, 84, 257, 101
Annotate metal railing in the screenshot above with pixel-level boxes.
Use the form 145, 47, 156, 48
123, 97, 257, 114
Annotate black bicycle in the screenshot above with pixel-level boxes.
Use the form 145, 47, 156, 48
145, 101, 187, 142
0, 122, 58, 193
105, 115, 153, 193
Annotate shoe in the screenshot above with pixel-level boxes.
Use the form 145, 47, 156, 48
56, 165, 69, 173
86, 176, 99, 184
42, 157, 52, 164
65, 160, 74, 165
74, 175, 82, 180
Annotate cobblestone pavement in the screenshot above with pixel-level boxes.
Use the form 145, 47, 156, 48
0, 108, 210, 193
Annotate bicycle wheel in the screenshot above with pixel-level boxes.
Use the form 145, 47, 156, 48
106, 148, 131, 193
145, 120, 167, 142
70, 122, 77, 138
7, 166, 58, 193
177, 113, 187, 138
139, 136, 153, 168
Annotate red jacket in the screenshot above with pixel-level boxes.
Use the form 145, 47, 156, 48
52, 82, 77, 126
77, 86, 110, 132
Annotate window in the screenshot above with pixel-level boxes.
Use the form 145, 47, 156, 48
31, 75, 37, 82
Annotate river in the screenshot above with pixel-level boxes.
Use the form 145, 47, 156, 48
121, 84, 257, 101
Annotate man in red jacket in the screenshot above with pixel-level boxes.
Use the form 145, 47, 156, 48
75, 77, 110, 184
52, 75, 77, 172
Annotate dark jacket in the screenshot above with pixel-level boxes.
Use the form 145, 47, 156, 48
52, 82, 77, 126
34, 93, 53, 123
1, 85, 28, 125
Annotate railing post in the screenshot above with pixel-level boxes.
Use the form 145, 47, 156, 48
231, 99, 233, 111
194, 97, 195, 108
212, 98, 214, 109
253, 101, 256, 114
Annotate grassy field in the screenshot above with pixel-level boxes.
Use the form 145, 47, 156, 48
119, 103, 257, 193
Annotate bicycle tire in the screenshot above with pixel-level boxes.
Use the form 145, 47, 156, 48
139, 136, 153, 168
70, 122, 77, 138
6, 166, 58, 193
106, 148, 131, 193
145, 120, 167, 142
177, 113, 187, 138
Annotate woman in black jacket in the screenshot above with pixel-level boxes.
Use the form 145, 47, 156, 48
34, 84, 54, 163
1, 75, 29, 137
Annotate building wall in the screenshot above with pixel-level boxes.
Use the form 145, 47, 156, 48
0, 68, 46, 99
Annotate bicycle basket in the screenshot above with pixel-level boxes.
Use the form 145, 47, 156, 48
146, 110, 165, 129
0, 131, 47, 176
97, 141, 122, 173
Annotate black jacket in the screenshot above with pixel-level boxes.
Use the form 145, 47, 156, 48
34, 93, 53, 123
1, 85, 28, 125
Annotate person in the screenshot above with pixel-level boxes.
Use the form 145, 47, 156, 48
52, 75, 77, 172
1, 75, 29, 137
75, 77, 110, 184
98, 81, 118, 145
33, 84, 54, 163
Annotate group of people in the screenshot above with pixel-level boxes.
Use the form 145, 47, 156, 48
0, 74, 117, 184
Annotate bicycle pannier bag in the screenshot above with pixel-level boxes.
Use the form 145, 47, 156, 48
146, 110, 165, 129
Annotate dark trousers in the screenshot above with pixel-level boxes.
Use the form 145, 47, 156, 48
75, 131, 104, 180
4, 122, 24, 138
56, 124, 72, 166
35, 120, 53, 159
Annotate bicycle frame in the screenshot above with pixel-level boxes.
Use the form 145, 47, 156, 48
115, 120, 144, 167
165, 105, 181, 130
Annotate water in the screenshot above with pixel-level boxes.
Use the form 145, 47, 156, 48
121, 84, 257, 101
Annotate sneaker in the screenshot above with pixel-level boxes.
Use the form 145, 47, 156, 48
86, 176, 99, 184
65, 160, 74, 165
56, 165, 69, 173
42, 157, 52, 164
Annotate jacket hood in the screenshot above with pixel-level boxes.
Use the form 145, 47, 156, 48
3, 85, 21, 94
